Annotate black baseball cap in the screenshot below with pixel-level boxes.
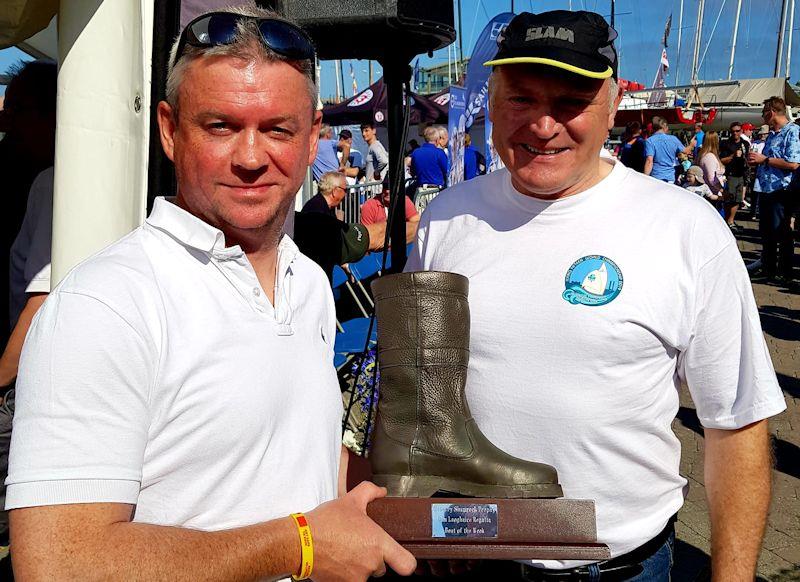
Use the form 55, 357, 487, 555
484, 10, 618, 80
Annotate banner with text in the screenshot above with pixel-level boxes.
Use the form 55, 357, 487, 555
464, 12, 514, 164
448, 86, 467, 186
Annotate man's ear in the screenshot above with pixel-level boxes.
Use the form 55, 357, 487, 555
157, 101, 177, 162
607, 82, 624, 130
308, 109, 323, 166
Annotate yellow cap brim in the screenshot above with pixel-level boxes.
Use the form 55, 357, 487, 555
482, 56, 613, 80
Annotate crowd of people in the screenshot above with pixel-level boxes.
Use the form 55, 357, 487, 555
0, 4, 791, 582
614, 100, 800, 285
300, 118, 485, 272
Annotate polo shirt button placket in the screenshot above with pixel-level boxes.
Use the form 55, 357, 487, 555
252, 286, 267, 313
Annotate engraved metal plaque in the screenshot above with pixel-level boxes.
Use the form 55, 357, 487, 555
431, 503, 498, 538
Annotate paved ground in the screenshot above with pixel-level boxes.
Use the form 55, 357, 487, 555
672, 217, 800, 581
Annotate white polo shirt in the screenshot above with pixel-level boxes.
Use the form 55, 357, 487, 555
6, 198, 343, 531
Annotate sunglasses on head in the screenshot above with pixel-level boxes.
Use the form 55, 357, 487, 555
174, 12, 315, 67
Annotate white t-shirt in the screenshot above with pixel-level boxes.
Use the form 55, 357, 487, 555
7, 198, 343, 532
366, 140, 389, 182
9, 166, 53, 327
684, 183, 714, 199
405, 160, 785, 567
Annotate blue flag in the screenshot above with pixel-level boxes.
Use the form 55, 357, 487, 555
463, 12, 514, 129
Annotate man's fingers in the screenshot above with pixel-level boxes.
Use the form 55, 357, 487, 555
382, 538, 416, 577
372, 563, 387, 578
348, 480, 387, 510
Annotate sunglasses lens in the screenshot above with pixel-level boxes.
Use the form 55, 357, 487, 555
259, 20, 315, 59
189, 13, 238, 46
179, 14, 315, 67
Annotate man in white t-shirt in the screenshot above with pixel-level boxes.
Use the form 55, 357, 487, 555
361, 122, 389, 182
6, 7, 415, 582
406, 10, 785, 580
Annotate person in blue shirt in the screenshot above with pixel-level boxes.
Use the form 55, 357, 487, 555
463, 133, 486, 180
410, 125, 449, 189
748, 96, 800, 282
336, 129, 363, 180
692, 122, 705, 160
312, 124, 340, 182
618, 121, 646, 173
644, 116, 692, 182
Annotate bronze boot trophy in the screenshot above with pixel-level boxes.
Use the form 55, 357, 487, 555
366, 271, 609, 561
369, 271, 562, 498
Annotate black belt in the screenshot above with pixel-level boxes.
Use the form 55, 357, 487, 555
521, 515, 676, 581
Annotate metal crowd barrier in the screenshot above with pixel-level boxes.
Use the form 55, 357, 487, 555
342, 180, 383, 223
414, 185, 442, 214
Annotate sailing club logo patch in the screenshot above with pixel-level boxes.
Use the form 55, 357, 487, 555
562, 255, 623, 307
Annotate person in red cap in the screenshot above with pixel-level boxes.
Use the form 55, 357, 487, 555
406, 8, 784, 581
741, 122, 755, 143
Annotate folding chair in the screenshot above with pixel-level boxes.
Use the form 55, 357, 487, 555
347, 253, 382, 309
331, 265, 377, 363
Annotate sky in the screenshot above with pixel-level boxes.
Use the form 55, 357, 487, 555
1, 0, 796, 99
318, 0, 800, 100
0, 46, 34, 96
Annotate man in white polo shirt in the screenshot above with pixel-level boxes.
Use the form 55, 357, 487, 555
6, 7, 415, 581
406, 10, 785, 581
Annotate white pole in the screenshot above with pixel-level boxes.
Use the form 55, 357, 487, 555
675, 0, 684, 86
776, 0, 789, 76
448, 44, 452, 85
692, 0, 705, 82
52, 0, 152, 284
787, 0, 795, 78
728, 0, 743, 79
334, 60, 341, 101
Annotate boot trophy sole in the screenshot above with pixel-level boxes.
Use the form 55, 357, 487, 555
373, 474, 563, 499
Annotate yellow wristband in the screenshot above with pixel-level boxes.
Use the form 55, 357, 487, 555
290, 513, 313, 581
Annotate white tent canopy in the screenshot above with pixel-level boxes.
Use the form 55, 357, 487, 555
0, 0, 57, 51
695, 78, 800, 107
17, 15, 57, 60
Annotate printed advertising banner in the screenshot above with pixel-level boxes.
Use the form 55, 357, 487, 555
485, 119, 505, 173
462, 12, 514, 171
448, 86, 467, 186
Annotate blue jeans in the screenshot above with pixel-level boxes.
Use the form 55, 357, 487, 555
523, 531, 674, 581
759, 189, 796, 278
601, 531, 674, 581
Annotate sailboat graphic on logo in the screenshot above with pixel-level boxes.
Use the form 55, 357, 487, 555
580, 262, 607, 296
562, 256, 623, 307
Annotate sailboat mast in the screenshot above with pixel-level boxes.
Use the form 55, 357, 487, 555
787, 0, 796, 78
776, 0, 789, 76
675, 0, 684, 85
448, 44, 452, 85
691, 0, 705, 82
334, 60, 342, 101
728, 0, 743, 80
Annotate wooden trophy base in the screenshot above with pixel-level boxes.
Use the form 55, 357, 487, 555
367, 497, 610, 560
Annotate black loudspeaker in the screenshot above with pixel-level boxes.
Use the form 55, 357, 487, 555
263, 0, 455, 61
